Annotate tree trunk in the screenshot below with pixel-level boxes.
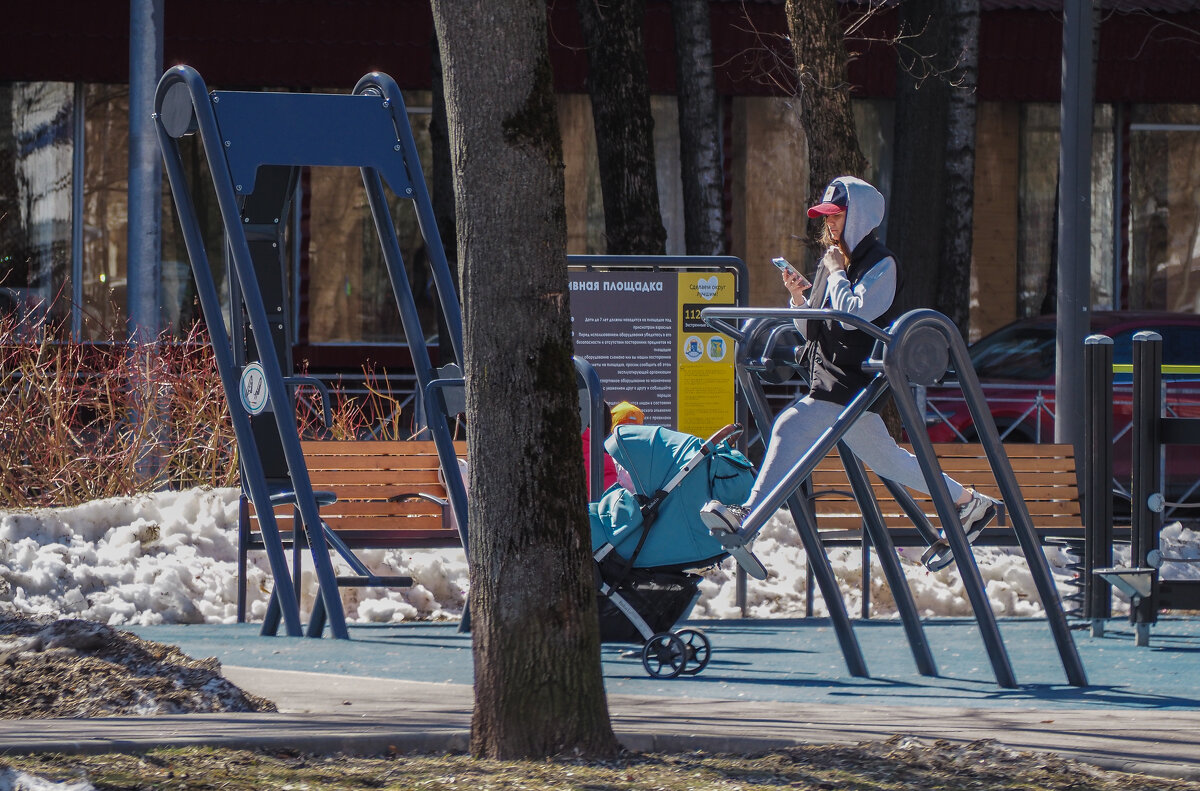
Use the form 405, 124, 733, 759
890, 0, 979, 336
888, 0, 948, 317
577, 0, 667, 254
935, 0, 980, 336
671, 0, 724, 255
431, 0, 618, 760
784, 0, 867, 259
783, 0, 904, 435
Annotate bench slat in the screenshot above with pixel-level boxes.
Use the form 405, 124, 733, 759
249, 441, 465, 551
805, 442, 1081, 544
308, 469, 444, 487
260, 500, 446, 517
927, 443, 1074, 458
305, 457, 445, 472
296, 515, 451, 532
301, 440, 467, 456
813, 501, 1081, 517
807, 470, 1081, 487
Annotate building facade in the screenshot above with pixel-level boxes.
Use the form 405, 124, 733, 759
2, 0, 1198, 385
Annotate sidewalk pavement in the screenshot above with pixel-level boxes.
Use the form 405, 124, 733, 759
2, 618, 1200, 780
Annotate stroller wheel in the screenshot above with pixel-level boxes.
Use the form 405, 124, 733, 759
675, 628, 712, 675
641, 633, 687, 679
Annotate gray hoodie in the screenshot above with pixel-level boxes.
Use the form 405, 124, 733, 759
794, 176, 897, 334
796, 176, 901, 407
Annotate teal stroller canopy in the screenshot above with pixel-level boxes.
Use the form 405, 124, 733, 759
589, 424, 755, 569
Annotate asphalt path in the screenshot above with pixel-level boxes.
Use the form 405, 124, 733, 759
3, 616, 1200, 780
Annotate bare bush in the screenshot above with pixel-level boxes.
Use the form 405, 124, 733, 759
0, 311, 433, 509
0, 314, 237, 508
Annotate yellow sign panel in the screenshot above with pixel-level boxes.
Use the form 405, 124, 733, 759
676, 272, 737, 437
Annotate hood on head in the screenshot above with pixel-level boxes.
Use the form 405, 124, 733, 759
825, 176, 884, 252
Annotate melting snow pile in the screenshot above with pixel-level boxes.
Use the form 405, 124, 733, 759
3, 487, 1197, 626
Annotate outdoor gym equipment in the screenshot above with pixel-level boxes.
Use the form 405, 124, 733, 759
153, 66, 477, 639
704, 306, 1088, 688
1091, 331, 1200, 646
156, 67, 613, 639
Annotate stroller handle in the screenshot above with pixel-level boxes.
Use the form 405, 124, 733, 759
705, 423, 743, 449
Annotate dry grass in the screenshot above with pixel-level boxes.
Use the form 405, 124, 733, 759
4, 740, 1200, 791
0, 313, 238, 507
0, 311, 423, 509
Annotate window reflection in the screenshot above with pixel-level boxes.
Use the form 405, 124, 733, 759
6, 78, 1200, 352
969, 324, 1056, 381
80, 84, 129, 339
1129, 105, 1200, 313
1017, 103, 1114, 319
303, 93, 438, 346
0, 81, 73, 328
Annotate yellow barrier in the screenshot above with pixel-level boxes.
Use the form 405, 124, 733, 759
1111, 364, 1200, 375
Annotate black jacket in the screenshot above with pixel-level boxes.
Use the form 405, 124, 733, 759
806, 233, 902, 409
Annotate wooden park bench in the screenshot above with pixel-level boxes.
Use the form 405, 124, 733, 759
796, 441, 1123, 618
807, 442, 1089, 547
237, 440, 467, 619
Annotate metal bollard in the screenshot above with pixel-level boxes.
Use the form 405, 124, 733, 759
1083, 334, 1114, 633
1131, 331, 1163, 641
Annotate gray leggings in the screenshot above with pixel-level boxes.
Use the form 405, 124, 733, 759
745, 396, 967, 509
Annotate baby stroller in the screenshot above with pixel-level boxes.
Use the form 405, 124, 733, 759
589, 423, 755, 678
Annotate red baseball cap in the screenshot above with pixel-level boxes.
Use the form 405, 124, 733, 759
807, 180, 848, 218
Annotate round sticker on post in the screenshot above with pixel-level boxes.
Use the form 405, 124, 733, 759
239, 362, 270, 415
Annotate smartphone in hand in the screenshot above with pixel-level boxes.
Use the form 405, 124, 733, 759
772, 257, 811, 289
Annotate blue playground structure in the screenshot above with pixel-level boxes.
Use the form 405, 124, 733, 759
153, 66, 473, 640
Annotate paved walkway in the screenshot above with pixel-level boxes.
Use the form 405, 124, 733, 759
3, 617, 1200, 780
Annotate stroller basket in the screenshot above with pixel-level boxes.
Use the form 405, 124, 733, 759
597, 568, 702, 644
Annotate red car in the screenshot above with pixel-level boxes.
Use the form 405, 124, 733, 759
920, 311, 1200, 507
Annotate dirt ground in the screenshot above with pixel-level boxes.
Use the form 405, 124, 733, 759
0, 613, 274, 718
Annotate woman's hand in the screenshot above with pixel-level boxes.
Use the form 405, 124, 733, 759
821, 246, 847, 277
782, 268, 810, 303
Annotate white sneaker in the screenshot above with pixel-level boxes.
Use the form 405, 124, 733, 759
700, 501, 768, 580
957, 489, 999, 543
921, 540, 955, 571
699, 501, 749, 533
922, 490, 999, 571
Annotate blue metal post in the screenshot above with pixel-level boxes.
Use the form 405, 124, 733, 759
128, 0, 164, 342
892, 310, 1087, 687
734, 363, 869, 678
128, 0, 165, 486
153, 82, 304, 637
1055, 0, 1094, 455
883, 314, 1018, 689
838, 445, 937, 677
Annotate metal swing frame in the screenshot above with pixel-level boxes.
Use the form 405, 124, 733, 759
154, 66, 469, 638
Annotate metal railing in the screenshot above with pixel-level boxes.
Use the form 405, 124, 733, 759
919, 378, 1200, 518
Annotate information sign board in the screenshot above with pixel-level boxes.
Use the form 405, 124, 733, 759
569, 262, 740, 438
